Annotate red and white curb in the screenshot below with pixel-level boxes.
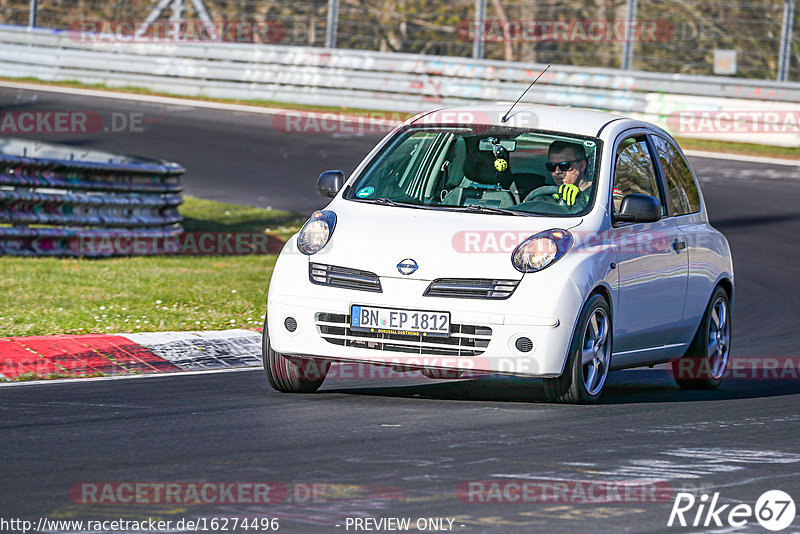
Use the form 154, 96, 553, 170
0, 329, 263, 381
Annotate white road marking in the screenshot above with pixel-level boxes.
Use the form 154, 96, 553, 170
120, 329, 262, 370
663, 448, 800, 464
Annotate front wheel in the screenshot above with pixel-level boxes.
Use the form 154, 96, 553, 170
543, 294, 612, 404
262, 319, 329, 393
671, 286, 731, 389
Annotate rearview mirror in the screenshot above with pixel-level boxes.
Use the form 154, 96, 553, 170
317, 170, 344, 198
479, 138, 516, 152
614, 193, 661, 224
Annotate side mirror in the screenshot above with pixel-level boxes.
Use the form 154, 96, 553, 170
614, 193, 661, 224
317, 170, 344, 198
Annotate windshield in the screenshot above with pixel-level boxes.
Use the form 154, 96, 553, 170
345, 126, 601, 216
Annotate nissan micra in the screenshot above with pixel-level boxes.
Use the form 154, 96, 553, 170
263, 105, 734, 403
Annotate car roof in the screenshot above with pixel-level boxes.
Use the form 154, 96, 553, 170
410, 104, 629, 137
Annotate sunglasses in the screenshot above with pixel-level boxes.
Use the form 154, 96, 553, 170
545, 159, 582, 172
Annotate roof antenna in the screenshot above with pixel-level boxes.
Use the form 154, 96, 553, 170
501, 64, 550, 123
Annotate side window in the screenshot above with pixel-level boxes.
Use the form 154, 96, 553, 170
613, 135, 664, 215
653, 135, 701, 215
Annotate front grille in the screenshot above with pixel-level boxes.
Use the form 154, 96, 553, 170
316, 313, 492, 357
424, 278, 519, 299
309, 263, 382, 292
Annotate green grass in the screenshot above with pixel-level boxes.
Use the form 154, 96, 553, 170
179, 196, 305, 238
0, 196, 305, 337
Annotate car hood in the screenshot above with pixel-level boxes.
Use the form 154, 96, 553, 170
310, 200, 584, 280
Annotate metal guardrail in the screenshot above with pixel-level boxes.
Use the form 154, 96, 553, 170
0, 25, 798, 146
0, 136, 184, 256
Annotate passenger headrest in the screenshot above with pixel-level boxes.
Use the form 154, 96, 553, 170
463, 152, 509, 186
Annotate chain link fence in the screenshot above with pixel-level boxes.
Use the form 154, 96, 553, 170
0, 0, 797, 82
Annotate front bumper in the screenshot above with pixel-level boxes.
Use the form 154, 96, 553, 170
267, 246, 584, 378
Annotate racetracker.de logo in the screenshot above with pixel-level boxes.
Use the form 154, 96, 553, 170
68, 482, 403, 505
667, 110, 800, 134
456, 19, 674, 43
266, 357, 489, 382
73, 232, 284, 256
458, 480, 675, 503
451, 230, 672, 254
271, 110, 498, 135
272, 111, 403, 135
670, 356, 800, 380
68, 20, 286, 43
0, 110, 149, 134
70, 482, 287, 505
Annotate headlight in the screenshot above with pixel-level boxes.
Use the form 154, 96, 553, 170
297, 210, 337, 255
512, 229, 573, 273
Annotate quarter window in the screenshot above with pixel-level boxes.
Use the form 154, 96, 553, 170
612, 135, 664, 215
653, 135, 701, 215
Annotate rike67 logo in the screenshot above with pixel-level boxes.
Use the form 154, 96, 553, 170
668, 490, 796, 531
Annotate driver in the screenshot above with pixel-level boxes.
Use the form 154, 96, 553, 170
545, 141, 591, 209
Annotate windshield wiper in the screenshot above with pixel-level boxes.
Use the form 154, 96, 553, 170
371, 198, 439, 210
373, 197, 400, 206
461, 204, 527, 216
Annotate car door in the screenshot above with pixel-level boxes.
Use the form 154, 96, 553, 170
651, 134, 708, 344
609, 132, 689, 368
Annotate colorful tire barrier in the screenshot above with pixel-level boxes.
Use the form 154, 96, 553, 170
0, 136, 184, 256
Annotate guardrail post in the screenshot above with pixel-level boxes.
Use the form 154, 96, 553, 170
325, 0, 339, 48
28, 0, 37, 28
621, 0, 638, 70
472, 0, 487, 59
170, 0, 185, 41
777, 0, 796, 82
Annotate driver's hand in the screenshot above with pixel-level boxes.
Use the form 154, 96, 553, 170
558, 183, 580, 206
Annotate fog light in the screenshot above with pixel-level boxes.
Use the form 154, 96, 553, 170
515, 337, 533, 353
284, 317, 298, 332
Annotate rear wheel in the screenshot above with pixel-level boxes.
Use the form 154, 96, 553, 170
544, 294, 612, 404
672, 286, 731, 389
262, 319, 328, 393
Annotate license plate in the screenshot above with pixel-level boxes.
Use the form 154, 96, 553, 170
350, 305, 450, 338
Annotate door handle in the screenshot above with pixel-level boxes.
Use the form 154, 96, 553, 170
672, 240, 687, 251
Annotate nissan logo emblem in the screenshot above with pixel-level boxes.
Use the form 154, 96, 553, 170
397, 258, 418, 275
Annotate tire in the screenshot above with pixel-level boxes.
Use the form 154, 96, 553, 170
262, 319, 328, 393
544, 294, 612, 404
671, 286, 731, 390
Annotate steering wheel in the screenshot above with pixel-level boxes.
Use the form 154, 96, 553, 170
523, 185, 560, 203
518, 186, 572, 215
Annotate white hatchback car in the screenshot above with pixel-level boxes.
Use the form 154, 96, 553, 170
263, 105, 734, 403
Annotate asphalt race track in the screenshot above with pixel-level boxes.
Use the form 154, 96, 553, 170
2, 85, 800, 533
